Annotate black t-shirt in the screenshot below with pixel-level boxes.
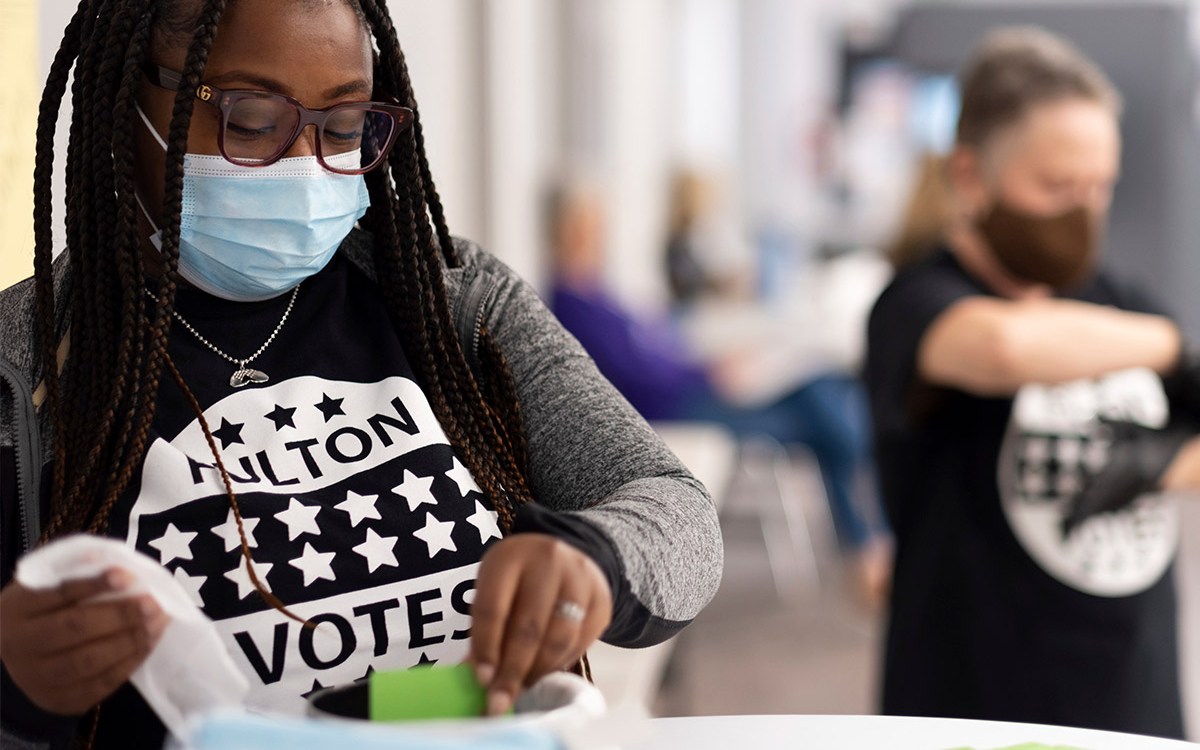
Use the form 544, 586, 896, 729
94, 255, 504, 746
865, 248, 1184, 739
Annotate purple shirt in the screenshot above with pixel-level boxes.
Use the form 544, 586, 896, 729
549, 283, 712, 421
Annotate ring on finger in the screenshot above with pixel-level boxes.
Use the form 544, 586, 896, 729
553, 600, 586, 623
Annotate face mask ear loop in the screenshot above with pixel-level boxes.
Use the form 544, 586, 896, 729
133, 191, 161, 237
133, 103, 171, 255
135, 101, 169, 153
133, 186, 171, 261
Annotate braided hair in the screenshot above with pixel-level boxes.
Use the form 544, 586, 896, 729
34, 0, 534, 587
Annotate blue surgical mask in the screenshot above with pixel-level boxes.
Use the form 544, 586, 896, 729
136, 104, 370, 302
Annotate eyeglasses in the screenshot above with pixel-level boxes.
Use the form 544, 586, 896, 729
142, 64, 413, 175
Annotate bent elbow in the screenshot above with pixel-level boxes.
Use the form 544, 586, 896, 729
973, 322, 1026, 394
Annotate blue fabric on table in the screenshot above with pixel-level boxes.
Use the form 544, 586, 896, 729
174, 712, 563, 750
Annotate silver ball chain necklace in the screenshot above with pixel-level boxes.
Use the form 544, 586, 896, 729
145, 284, 300, 388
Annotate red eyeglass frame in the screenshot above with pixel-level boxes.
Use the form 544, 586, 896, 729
142, 63, 413, 174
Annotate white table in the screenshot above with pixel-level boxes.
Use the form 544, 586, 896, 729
623, 715, 1199, 750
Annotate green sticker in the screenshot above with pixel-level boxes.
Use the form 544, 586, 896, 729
369, 664, 488, 722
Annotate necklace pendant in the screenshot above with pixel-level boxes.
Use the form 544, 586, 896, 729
230, 367, 269, 388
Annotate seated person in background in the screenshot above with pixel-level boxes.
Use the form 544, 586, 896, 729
664, 169, 749, 308
547, 181, 891, 606
866, 27, 1200, 739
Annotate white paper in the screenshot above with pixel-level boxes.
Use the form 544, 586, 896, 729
15, 535, 249, 737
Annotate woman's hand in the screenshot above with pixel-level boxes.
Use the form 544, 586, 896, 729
468, 534, 612, 715
0, 569, 168, 715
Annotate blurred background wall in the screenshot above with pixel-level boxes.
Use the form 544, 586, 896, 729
22, 0, 1200, 330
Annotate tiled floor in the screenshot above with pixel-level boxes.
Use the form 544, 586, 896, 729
654, 459, 1200, 742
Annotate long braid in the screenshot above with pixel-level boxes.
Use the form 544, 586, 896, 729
414, 122, 458, 266
32, 0, 87, 540
92, 3, 156, 513
38, 0, 230, 541
67, 0, 146, 528
42, 0, 132, 533
54, 1, 103, 526
361, 16, 506, 504
353, 0, 456, 265
358, 0, 536, 532
88, 1, 163, 530
89, 0, 316, 631
105, 0, 230, 529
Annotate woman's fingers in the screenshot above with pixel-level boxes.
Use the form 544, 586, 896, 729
0, 570, 165, 716
470, 535, 615, 715
560, 585, 611, 673
487, 563, 564, 714
525, 579, 589, 682
468, 544, 524, 687
41, 612, 161, 687
8, 569, 129, 618
31, 595, 161, 657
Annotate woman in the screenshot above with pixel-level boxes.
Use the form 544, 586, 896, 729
0, 1, 722, 747
866, 27, 1200, 738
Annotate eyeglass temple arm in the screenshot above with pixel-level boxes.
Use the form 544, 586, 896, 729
142, 63, 183, 91
142, 63, 216, 104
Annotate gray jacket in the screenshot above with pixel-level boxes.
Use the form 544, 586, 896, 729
0, 231, 723, 747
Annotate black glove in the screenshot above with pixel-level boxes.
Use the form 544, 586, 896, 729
1060, 418, 1193, 538
1161, 340, 1200, 421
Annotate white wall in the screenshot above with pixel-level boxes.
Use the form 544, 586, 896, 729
388, 1, 487, 254
740, 0, 839, 238
39, 0, 71, 73
601, 0, 674, 308
39, 0, 75, 263
481, 0, 560, 288
674, 0, 742, 170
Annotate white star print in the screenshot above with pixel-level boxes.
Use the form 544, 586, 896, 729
211, 510, 260, 552
172, 566, 207, 607
392, 470, 438, 512
353, 528, 399, 573
224, 557, 275, 600
275, 497, 322, 541
445, 458, 481, 497
149, 523, 197, 565
465, 500, 502, 543
412, 512, 457, 558
289, 542, 337, 586
335, 490, 382, 528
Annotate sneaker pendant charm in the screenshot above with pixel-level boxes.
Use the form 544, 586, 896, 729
230, 366, 269, 388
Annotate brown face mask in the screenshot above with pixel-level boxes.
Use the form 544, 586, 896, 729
976, 201, 1099, 288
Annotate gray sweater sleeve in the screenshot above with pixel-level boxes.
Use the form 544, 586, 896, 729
466, 247, 724, 647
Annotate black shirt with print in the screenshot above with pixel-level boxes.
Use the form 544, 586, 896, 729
865, 248, 1184, 739
95, 255, 508, 746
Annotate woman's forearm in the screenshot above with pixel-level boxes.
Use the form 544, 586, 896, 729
921, 296, 1181, 396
